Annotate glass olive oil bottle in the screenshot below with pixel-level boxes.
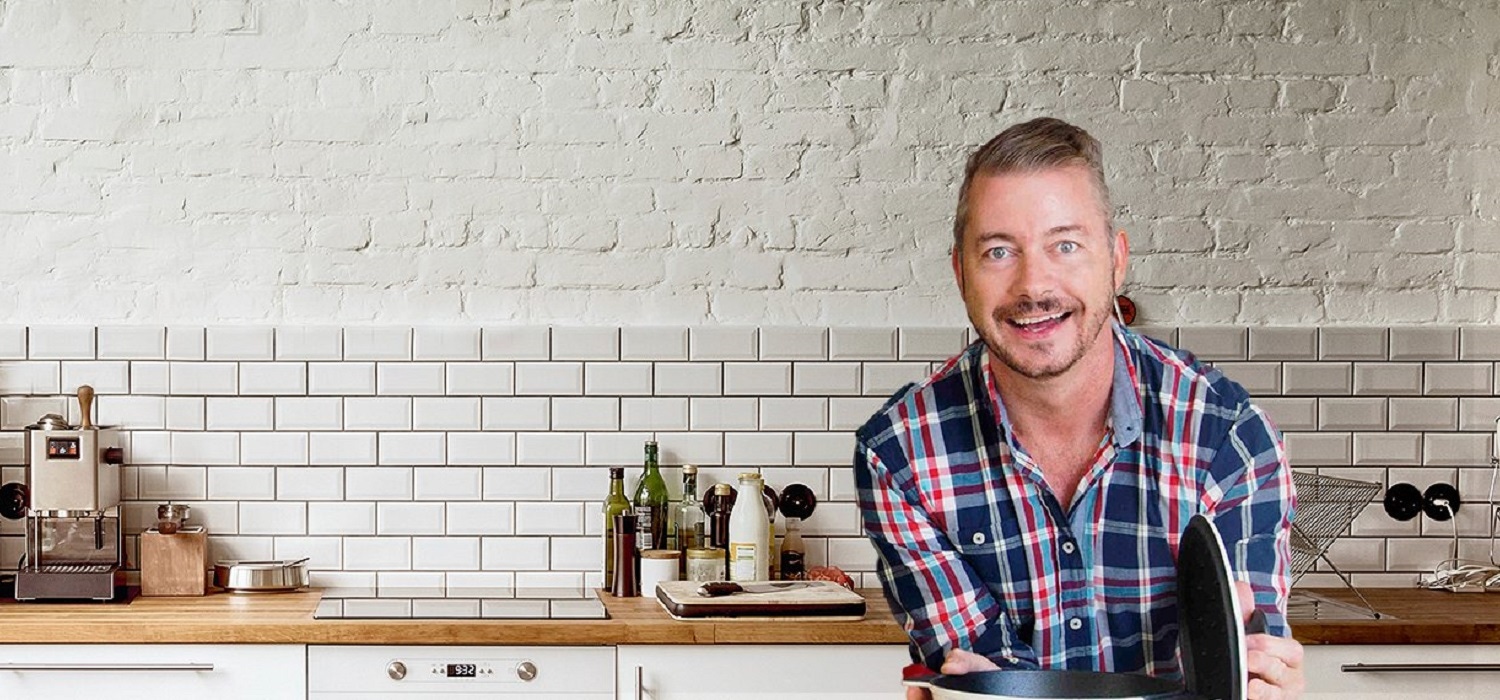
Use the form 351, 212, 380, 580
631, 441, 669, 551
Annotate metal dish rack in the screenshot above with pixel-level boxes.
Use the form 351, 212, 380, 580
1288, 471, 1383, 619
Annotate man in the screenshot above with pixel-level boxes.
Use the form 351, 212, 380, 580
854, 118, 1305, 699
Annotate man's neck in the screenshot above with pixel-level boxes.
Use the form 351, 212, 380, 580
990, 327, 1117, 446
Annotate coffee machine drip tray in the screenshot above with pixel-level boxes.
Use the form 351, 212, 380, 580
15, 559, 121, 602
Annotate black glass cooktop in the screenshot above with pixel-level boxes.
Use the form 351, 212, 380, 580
313, 587, 608, 620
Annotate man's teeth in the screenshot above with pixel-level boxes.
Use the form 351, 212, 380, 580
1013, 312, 1066, 327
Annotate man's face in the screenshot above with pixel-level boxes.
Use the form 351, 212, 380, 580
952, 165, 1128, 381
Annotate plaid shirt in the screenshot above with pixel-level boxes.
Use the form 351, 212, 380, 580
854, 324, 1294, 676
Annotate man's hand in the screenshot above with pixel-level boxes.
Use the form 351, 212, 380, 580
1236, 582, 1305, 699
905, 650, 1001, 700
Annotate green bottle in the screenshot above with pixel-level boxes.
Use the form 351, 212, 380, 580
632, 441, 669, 551
602, 466, 633, 584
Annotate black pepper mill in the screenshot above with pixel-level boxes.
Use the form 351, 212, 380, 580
611, 512, 640, 597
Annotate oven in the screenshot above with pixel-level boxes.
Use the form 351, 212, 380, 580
308, 646, 615, 699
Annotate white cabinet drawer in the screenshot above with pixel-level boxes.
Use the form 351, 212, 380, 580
0, 644, 304, 699
1304, 644, 1500, 697
618, 644, 911, 699
309, 645, 615, 697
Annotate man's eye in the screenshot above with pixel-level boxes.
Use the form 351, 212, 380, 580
1058, 241, 1079, 254
985, 247, 1012, 260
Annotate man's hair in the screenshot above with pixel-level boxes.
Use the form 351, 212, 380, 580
952, 117, 1114, 252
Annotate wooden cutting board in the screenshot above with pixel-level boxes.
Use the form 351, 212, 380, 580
655, 580, 867, 620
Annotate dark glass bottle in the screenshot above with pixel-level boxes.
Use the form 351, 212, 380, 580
632, 441, 669, 551
709, 482, 734, 576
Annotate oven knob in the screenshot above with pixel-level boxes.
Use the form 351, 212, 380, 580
516, 661, 537, 682
387, 661, 407, 680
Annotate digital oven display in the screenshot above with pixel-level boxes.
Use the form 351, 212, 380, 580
445, 663, 477, 678
46, 437, 81, 459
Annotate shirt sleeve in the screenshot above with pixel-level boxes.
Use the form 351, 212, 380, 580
854, 435, 1038, 671
1202, 401, 1297, 637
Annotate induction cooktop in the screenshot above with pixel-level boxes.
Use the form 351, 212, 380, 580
313, 587, 608, 620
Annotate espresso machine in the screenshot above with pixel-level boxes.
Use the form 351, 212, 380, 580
13, 386, 126, 601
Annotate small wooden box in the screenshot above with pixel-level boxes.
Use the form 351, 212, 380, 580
140, 526, 208, 596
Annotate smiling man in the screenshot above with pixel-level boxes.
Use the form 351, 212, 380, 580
854, 118, 1305, 699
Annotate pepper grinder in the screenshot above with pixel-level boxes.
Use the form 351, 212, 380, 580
611, 512, 640, 597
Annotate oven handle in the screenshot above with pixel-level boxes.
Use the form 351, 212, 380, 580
1342, 663, 1500, 673
635, 665, 644, 700
0, 662, 215, 672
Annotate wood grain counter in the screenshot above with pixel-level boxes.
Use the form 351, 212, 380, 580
2, 587, 1499, 646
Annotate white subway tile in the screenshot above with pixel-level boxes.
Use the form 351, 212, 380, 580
276, 326, 342, 361
376, 571, 445, 593
98, 326, 165, 360
481, 537, 550, 570
131, 361, 170, 394
0, 361, 61, 394
207, 327, 273, 360
551, 397, 620, 431
1424, 363, 1493, 395
725, 432, 793, 466
690, 397, 758, 431
1282, 432, 1351, 466
447, 503, 515, 536
515, 571, 583, 591
239, 362, 307, 395
552, 466, 609, 500
444, 571, 515, 593
345, 327, 412, 361
1352, 433, 1422, 465
240, 502, 307, 535
516, 432, 585, 465
277, 467, 345, 501
1283, 362, 1351, 396
1316, 398, 1386, 431
829, 466, 857, 500
377, 362, 445, 395
552, 328, 619, 360
1319, 328, 1387, 361
177, 500, 237, 534
861, 362, 926, 396
171, 432, 240, 465
585, 432, 653, 464
827, 538, 878, 571
690, 327, 757, 360
584, 362, 653, 395
447, 362, 514, 396
481, 327, 550, 360
1212, 362, 1281, 395
345, 466, 412, 500
795, 432, 854, 465
413, 327, 480, 360
448, 433, 517, 466
550, 537, 601, 571
758, 397, 828, 431
413, 397, 481, 431
274, 537, 342, 570
830, 328, 897, 361
138, 465, 207, 500
761, 467, 828, 502
414, 537, 481, 570
1390, 327, 1458, 360
801, 502, 860, 536
760, 327, 827, 360
621, 327, 688, 360
165, 326, 205, 361
1424, 433, 1490, 465
0, 327, 24, 359
482, 397, 551, 430
344, 397, 412, 430
483, 466, 551, 500
1353, 362, 1423, 395
0, 432, 23, 464
169, 362, 238, 395
1176, 327, 1247, 361
309, 502, 376, 535
208, 536, 274, 563
309, 362, 376, 395
655, 362, 723, 396
208, 466, 276, 500
655, 432, 722, 465
1457, 397, 1500, 430
379, 432, 447, 465
96, 396, 166, 429
515, 502, 583, 535
794, 363, 862, 396
165, 397, 205, 430
242, 432, 309, 465
1460, 327, 1500, 360
1320, 538, 1382, 572
413, 466, 482, 500
275, 397, 343, 430
898, 327, 966, 361
206, 397, 275, 431
619, 397, 688, 431
378, 502, 446, 535
1, 396, 62, 430
1247, 327, 1317, 360
1132, 325, 1176, 347
309, 432, 377, 465
126, 431, 171, 464
723, 362, 790, 396
1388, 397, 1458, 431
514, 362, 583, 395
344, 537, 411, 569
311, 570, 375, 595
28, 326, 95, 360
1252, 398, 1315, 431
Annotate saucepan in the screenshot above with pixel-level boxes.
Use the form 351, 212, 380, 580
905, 514, 1255, 700
213, 558, 310, 592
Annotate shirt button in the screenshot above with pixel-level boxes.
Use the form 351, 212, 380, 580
1061, 541, 1076, 555
972, 532, 986, 545
1068, 618, 1083, 631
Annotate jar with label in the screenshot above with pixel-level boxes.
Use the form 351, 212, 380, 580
685, 547, 726, 583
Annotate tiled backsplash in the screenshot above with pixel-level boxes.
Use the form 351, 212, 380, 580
2, 324, 1497, 591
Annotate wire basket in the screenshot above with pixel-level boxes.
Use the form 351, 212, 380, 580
1289, 470, 1381, 582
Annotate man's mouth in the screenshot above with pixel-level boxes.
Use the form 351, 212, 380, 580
1006, 310, 1072, 337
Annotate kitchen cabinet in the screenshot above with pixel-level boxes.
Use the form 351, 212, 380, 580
0, 644, 305, 699
309, 645, 615, 699
1303, 644, 1500, 697
617, 644, 910, 699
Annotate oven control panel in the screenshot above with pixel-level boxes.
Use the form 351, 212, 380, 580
387, 658, 538, 683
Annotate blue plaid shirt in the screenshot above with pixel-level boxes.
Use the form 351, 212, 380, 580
854, 324, 1294, 676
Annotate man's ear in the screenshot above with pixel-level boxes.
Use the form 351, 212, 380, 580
1111, 229, 1129, 292
951, 247, 965, 296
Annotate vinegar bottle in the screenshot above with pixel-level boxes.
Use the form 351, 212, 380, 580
727, 473, 770, 581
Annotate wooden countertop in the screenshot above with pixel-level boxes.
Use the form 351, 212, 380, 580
2, 587, 1499, 646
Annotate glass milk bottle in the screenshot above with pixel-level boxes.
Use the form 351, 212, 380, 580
727, 472, 770, 581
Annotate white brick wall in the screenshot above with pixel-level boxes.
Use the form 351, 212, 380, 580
0, 0, 1495, 324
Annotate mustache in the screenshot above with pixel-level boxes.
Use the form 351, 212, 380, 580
992, 297, 1072, 321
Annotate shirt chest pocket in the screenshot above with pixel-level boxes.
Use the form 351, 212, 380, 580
953, 508, 1006, 580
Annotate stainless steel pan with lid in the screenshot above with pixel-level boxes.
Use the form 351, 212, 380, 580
213, 558, 309, 592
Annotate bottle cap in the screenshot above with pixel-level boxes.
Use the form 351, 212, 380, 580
738, 472, 763, 483
609, 466, 624, 478
682, 464, 697, 475
713, 483, 732, 495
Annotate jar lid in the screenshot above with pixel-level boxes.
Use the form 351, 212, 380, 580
685, 547, 723, 559
641, 549, 681, 560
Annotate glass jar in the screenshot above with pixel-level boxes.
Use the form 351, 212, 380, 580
685, 547, 726, 583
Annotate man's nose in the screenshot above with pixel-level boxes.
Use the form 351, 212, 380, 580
1011, 252, 1056, 296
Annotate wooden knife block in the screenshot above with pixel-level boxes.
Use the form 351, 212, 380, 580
140, 527, 207, 596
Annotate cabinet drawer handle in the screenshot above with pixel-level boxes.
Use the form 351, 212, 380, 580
0, 663, 216, 672
1342, 663, 1500, 673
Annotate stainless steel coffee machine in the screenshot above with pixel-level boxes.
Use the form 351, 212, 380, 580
14, 386, 125, 601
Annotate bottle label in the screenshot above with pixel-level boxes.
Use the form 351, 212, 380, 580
729, 542, 758, 581
635, 505, 654, 549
